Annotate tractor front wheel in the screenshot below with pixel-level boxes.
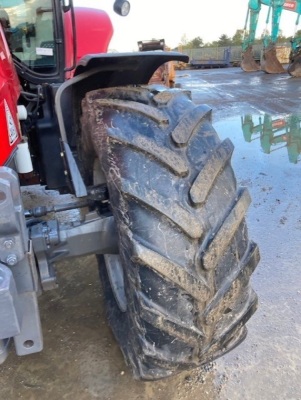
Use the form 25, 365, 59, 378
80, 86, 260, 380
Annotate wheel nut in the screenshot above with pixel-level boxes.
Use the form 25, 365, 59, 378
6, 254, 18, 266
3, 239, 14, 249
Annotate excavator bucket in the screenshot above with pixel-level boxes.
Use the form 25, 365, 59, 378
261, 44, 285, 74
287, 51, 301, 77
241, 47, 260, 72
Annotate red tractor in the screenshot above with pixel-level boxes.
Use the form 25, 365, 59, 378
0, 0, 260, 380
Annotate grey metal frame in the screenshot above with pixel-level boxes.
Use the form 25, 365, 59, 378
0, 168, 43, 360
0, 166, 118, 363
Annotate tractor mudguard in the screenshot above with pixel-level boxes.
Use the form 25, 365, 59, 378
74, 51, 188, 83
55, 52, 189, 196
57, 51, 188, 144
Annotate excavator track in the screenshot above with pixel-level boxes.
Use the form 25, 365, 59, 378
261, 44, 286, 74
241, 47, 260, 72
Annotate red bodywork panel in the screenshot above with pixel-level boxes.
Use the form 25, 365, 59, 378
284, 1, 297, 11
272, 119, 286, 129
0, 25, 21, 166
65, 7, 113, 76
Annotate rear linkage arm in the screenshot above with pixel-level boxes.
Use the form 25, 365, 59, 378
0, 167, 117, 363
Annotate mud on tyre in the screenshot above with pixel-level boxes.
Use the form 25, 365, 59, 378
80, 86, 260, 380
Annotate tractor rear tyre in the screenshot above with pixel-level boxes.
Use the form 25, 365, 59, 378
81, 86, 260, 380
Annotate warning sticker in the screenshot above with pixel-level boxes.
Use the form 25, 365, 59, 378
4, 99, 18, 145
36, 47, 53, 56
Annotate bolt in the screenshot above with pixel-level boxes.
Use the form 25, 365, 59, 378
6, 254, 18, 266
3, 239, 14, 249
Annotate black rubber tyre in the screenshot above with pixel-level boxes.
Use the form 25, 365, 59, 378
81, 86, 260, 380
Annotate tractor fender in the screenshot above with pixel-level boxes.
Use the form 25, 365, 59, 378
56, 52, 188, 142
55, 52, 188, 196
74, 51, 188, 82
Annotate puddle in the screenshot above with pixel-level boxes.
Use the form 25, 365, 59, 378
214, 113, 301, 167
213, 112, 301, 400
241, 113, 301, 164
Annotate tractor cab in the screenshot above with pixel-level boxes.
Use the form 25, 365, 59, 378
1, 0, 66, 83
0, 0, 118, 84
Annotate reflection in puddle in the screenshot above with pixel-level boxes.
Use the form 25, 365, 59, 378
241, 114, 301, 164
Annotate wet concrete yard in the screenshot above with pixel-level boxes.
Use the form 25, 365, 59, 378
0, 68, 300, 399
180, 68, 301, 399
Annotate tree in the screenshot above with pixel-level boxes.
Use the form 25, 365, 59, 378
260, 29, 269, 40
188, 36, 204, 48
209, 40, 219, 47
232, 29, 244, 45
277, 30, 287, 43
180, 34, 189, 47
180, 36, 204, 49
217, 34, 232, 46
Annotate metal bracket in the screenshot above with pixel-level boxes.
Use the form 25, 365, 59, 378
0, 167, 28, 265
13, 291, 43, 356
62, 141, 87, 198
0, 167, 118, 363
30, 211, 118, 291
0, 167, 43, 362
0, 264, 22, 339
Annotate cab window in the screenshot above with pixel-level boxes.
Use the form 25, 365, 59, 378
1, 0, 56, 72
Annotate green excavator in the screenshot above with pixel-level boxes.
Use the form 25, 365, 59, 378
242, 0, 301, 76
242, 0, 286, 73
287, 1, 301, 75
241, 113, 301, 163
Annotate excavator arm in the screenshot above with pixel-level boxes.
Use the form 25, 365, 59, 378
242, 0, 301, 75
261, 0, 286, 73
287, 0, 301, 76
241, 0, 263, 71
242, 0, 289, 74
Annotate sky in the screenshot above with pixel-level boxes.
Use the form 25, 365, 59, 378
74, 0, 300, 52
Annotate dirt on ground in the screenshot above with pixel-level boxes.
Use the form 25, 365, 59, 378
0, 253, 220, 400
